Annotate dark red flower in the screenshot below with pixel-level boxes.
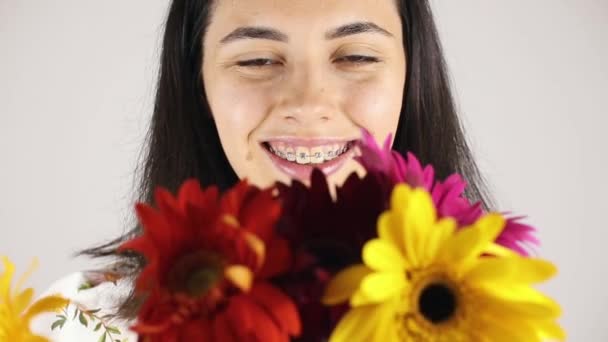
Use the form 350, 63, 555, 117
119, 179, 300, 342
275, 169, 389, 341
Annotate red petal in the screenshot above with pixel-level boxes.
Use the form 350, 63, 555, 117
176, 179, 202, 211
220, 181, 250, 216
240, 189, 281, 242
213, 311, 240, 342
155, 188, 190, 238
249, 283, 301, 336
258, 237, 291, 279
182, 318, 213, 341
226, 294, 286, 342
133, 203, 173, 254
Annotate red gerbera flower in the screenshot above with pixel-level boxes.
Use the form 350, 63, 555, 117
119, 179, 301, 342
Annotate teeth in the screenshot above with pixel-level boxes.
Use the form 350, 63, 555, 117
295, 147, 310, 164
268, 142, 351, 164
285, 147, 295, 161
310, 146, 324, 164
322, 145, 332, 161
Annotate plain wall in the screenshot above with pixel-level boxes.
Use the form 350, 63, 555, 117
1, 1, 607, 340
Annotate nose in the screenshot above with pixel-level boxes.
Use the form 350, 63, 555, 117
272, 65, 339, 125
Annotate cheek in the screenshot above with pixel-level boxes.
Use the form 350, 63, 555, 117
209, 80, 270, 144
343, 76, 403, 140
206, 78, 271, 177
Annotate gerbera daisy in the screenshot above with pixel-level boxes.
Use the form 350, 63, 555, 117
356, 129, 538, 255
323, 184, 564, 342
0, 257, 68, 342
119, 179, 300, 341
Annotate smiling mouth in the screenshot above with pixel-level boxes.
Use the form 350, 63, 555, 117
261, 139, 358, 180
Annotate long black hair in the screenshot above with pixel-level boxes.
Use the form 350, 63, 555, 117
81, 0, 493, 317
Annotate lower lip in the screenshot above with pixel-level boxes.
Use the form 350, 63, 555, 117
263, 146, 354, 181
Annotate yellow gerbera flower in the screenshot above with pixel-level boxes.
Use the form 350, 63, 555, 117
0, 256, 69, 342
323, 184, 564, 342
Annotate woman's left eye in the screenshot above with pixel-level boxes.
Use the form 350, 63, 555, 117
236, 58, 279, 67
335, 55, 380, 64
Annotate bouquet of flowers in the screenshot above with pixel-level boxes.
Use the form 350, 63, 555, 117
1, 130, 564, 341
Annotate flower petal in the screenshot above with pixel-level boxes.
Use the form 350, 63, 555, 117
377, 212, 405, 255
22, 295, 68, 324
358, 272, 405, 304
229, 295, 285, 342
0, 256, 16, 297
323, 265, 372, 306
213, 312, 240, 342
249, 282, 301, 336
465, 257, 557, 285
477, 284, 562, 318
403, 189, 436, 267
390, 184, 412, 211
13, 288, 34, 315
421, 217, 456, 267
329, 305, 386, 342
363, 239, 406, 272
439, 214, 505, 268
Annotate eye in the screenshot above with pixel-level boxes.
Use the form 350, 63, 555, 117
236, 58, 280, 67
335, 55, 380, 64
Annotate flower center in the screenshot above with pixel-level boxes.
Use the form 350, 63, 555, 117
167, 251, 224, 298
418, 283, 457, 324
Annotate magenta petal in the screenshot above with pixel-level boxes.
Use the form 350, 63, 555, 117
495, 217, 540, 256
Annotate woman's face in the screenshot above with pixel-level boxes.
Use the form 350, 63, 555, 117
202, 0, 406, 189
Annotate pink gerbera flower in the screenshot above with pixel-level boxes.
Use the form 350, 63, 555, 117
355, 129, 538, 255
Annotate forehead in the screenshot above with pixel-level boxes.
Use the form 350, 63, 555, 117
207, 0, 402, 40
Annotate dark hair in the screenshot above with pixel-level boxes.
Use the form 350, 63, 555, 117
80, 0, 493, 317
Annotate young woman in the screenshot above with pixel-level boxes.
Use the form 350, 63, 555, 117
34, 0, 491, 340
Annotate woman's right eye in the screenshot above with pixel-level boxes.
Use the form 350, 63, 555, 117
236, 58, 279, 67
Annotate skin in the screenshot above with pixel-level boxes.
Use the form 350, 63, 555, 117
202, 0, 406, 189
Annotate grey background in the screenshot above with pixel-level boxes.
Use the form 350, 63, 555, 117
1, 1, 607, 340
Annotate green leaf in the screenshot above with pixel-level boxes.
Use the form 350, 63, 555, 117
78, 311, 88, 327
72, 308, 79, 320
87, 308, 102, 314
94, 322, 103, 332
55, 314, 67, 320
106, 326, 121, 335
98, 333, 107, 342
50, 319, 65, 331
78, 282, 93, 292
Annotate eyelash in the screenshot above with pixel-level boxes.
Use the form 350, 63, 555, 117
236, 55, 380, 68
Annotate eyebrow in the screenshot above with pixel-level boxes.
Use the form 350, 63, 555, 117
219, 21, 393, 45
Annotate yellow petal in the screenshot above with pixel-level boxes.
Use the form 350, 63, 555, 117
390, 184, 413, 211
224, 265, 253, 292
536, 319, 566, 340
403, 189, 437, 268
421, 217, 456, 266
476, 313, 542, 342
358, 272, 405, 304
439, 214, 505, 268
378, 212, 405, 255
477, 284, 561, 318
465, 257, 557, 285
23, 335, 50, 342
0, 256, 16, 297
13, 288, 34, 315
329, 305, 387, 342
370, 300, 401, 342
323, 265, 372, 306
363, 239, 406, 272
484, 242, 519, 257
15, 258, 38, 294
22, 295, 69, 323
